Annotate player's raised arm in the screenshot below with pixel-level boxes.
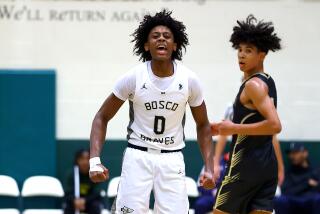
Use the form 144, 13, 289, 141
89, 93, 125, 182
190, 101, 215, 189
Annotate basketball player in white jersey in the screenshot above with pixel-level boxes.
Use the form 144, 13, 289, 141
89, 10, 216, 214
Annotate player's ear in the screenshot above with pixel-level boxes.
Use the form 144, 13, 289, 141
173, 42, 177, 52
144, 42, 149, 52
259, 51, 266, 61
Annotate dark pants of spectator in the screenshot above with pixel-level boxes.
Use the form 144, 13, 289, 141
274, 194, 320, 214
194, 195, 215, 214
64, 199, 102, 214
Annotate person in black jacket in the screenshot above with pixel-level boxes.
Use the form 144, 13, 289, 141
274, 142, 320, 214
63, 149, 104, 214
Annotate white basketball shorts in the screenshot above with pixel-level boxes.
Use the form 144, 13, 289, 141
114, 147, 189, 214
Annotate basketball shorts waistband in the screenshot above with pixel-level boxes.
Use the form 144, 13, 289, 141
127, 143, 182, 154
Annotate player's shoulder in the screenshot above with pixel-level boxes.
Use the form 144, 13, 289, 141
128, 61, 148, 74
245, 76, 268, 95
175, 61, 195, 75
258, 72, 276, 87
118, 61, 148, 81
175, 61, 199, 83
250, 73, 274, 84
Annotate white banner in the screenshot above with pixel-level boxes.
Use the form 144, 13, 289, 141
1, 0, 319, 140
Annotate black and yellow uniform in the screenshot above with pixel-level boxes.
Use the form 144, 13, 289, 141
214, 73, 278, 214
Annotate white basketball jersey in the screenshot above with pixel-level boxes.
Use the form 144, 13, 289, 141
127, 62, 189, 150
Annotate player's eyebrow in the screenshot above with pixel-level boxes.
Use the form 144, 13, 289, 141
151, 31, 172, 35
239, 43, 255, 49
245, 44, 255, 49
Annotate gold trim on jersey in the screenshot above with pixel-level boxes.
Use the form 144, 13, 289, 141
241, 72, 270, 87
258, 73, 270, 79
227, 112, 256, 177
221, 172, 241, 185
215, 191, 230, 208
230, 148, 244, 170
214, 112, 256, 209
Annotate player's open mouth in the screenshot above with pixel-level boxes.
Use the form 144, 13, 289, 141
156, 45, 168, 54
157, 45, 167, 50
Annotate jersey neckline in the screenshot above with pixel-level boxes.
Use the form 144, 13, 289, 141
240, 72, 269, 88
146, 61, 179, 93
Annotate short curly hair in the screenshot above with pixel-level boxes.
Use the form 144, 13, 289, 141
131, 9, 189, 62
230, 15, 281, 53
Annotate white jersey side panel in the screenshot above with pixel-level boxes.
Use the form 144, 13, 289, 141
127, 62, 189, 150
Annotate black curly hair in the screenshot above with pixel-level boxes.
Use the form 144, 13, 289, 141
230, 15, 281, 53
132, 9, 189, 62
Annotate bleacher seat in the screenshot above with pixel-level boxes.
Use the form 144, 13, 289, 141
23, 211, 63, 214
101, 209, 111, 214
104, 176, 153, 213
107, 176, 121, 198
0, 175, 20, 214
21, 176, 64, 214
185, 176, 199, 197
0, 209, 20, 214
185, 176, 199, 214
103, 176, 121, 214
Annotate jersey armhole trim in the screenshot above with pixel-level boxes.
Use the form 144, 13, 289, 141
112, 90, 127, 101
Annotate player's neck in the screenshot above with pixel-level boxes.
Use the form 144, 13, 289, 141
244, 65, 264, 79
150, 59, 174, 78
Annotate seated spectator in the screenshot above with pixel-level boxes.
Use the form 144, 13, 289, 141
63, 149, 104, 214
194, 153, 228, 214
274, 142, 320, 214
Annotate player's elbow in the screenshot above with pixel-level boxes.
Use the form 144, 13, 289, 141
270, 121, 282, 134
93, 111, 109, 127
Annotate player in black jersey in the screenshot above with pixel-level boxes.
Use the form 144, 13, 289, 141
210, 15, 282, 214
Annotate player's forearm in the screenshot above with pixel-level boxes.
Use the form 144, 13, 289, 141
272, 136, 284, 170
197, 123, 214, 173
214, 135, 228, 164
233, 119, 281, 135
90, 113, 108, 158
